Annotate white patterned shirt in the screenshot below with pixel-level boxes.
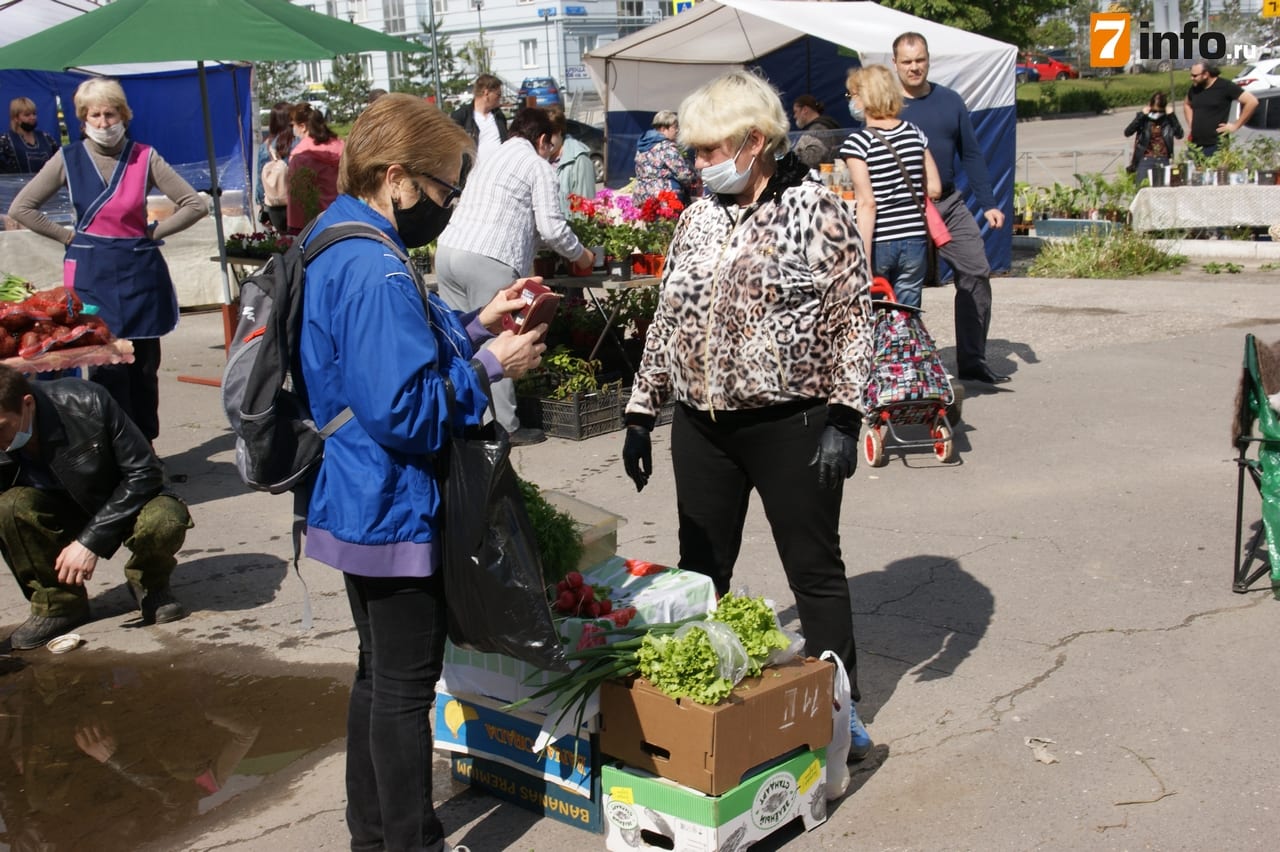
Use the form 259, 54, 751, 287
437, 137, 584, 274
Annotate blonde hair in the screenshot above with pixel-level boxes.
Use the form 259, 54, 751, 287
652, 110, 678, 129
846, 65, 902, 121
73, 78, 132, 124
9, 97, 36, 133
677, 70, 790, 158
340, 93, 475, 198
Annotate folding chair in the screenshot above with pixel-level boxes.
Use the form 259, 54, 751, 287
1231, 334, 1280, 593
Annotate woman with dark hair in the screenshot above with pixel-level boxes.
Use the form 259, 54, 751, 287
286, 102, 344, 233
256, 101, 296, 229
300, 92, 546, 851
1124, 91, 1183, 184
435, 106, 594, 446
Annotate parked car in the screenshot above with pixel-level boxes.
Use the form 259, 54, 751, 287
1015, 63, 1042, 84
517, 77, 563, 107
1126, 53, 1197, 74
1021, 52, 1078, 80
564, 117, 606, 185
1233, 86, 1280, 145
1046, 47, 1116, 78
1234, 58, 1280, 92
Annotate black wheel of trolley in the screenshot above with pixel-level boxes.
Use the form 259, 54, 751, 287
931, 420, 956, 463
864, 427, 887, 467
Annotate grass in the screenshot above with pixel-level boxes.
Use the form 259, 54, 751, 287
1018, 64, 1245, 111
1028, 228, 1188, 278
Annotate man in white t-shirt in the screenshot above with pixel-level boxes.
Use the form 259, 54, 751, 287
450, 74, 508, 162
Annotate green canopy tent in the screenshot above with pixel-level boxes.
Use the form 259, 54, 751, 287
0, 0, 423, 305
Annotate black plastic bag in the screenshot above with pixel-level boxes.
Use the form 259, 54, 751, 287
442, 367, 570, 673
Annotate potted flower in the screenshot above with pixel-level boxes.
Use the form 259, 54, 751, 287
603, 223, 642, 280
225, 231, 292, 258
635, 190, 683, 276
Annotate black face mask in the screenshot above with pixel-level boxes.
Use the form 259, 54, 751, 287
394, 183, 452, 249
18, 121, 36, 133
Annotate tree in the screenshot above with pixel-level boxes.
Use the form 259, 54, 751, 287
326, 53, 369, 123
394, 25, 471, 101
255, 61, 302, 110
879, 0, 1060, 50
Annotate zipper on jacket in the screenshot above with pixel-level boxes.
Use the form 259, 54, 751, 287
702, 204, 759, 422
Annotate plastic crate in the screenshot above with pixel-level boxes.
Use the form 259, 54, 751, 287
517, 386, 624, 440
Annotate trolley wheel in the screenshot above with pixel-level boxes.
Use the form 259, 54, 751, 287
864, 427, 887, 467
931, 420, 956, 463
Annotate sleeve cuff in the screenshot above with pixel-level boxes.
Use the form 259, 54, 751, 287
473, 349, 503, 384
827, 403, 862, 435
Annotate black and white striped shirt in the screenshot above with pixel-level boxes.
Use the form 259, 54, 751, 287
839, 121, 929, 242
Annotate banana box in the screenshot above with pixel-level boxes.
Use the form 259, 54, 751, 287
434, 690, 595, 797
601, 748, 827, 852
450, 754, 602, 833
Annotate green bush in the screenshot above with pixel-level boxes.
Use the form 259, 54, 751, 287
1016, 97, 1041, 119
1028, 228, 1187, 278
1055, 89, 1108, 114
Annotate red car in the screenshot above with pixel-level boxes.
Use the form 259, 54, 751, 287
1021, 52, 1079, 81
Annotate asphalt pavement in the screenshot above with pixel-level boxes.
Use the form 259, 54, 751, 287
2, 252, 1278, 850
4, 109, 1280, 850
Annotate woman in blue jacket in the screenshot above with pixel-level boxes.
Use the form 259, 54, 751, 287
299, 93, 547, 852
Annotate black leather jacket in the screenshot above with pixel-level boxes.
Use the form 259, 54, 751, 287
1124, 110, 1184, 170
449, 102, 508, 147
0, 379, 163, 558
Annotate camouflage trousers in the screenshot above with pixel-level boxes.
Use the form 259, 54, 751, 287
0, 487, 193, 617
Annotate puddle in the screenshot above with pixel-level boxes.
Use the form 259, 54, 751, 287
0, 646, 350, 851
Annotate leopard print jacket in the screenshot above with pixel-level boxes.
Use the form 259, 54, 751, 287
626, 179, 874, 420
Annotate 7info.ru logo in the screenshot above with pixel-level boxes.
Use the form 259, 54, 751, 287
1090, 12, 1228, 69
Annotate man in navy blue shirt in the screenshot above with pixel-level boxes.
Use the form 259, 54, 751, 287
895, 32, 1009, 384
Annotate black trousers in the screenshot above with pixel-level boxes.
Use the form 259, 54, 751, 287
670, 400, 860, 701
343, 572, 448, 852
88, 337, 162, 441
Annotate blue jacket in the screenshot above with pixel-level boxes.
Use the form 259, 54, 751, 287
635, 129, 666, 153
299, 194, 492, 573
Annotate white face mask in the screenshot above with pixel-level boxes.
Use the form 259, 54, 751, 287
700, 135, 755, 195
85, 122, 125, 147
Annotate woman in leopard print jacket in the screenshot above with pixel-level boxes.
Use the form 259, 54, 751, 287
621, 70, 876, 761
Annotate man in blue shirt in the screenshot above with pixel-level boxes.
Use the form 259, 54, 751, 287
895, 32, 1009, 384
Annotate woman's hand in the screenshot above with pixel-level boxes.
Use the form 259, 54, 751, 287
478, 279, 537, 333
487, 328, 547, 380
571, 247, 594, 272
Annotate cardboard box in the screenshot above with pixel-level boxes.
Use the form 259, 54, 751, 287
451, 755, 602, 833
434, 690, 594, 797
601, 748, 827, 851
598, 657, 834, 795
440, 557, 716, 718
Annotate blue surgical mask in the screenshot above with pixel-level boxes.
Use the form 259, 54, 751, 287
700, 134, 755, 195
6, 403, 32, 453
849, 101, 865, 122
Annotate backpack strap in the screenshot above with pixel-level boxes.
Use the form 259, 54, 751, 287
296, 220, 411, 436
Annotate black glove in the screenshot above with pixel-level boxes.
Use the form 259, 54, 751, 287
809, 423, 859, 489
622, 425, 652, 492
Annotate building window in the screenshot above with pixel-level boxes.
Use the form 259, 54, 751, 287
434, 0, 448, 13
617, 1, 643, 18
326, 0, 337, 17
384, 0, 406, 33
304, 61, 323, 84
352, 0, 368, 22
361, 55, 375, 79
521, 39, 538, 69
517, 0, 536, 5
577, 34, 598, 56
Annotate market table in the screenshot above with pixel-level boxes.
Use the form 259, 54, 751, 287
1128, 185, 1280, 231
0, 340, 134, 375
543, 271, 659, 368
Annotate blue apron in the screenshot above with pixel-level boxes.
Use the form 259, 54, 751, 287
62, 140, 178, 339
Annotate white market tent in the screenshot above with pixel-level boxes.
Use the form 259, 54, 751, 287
584, 0, 1017, 270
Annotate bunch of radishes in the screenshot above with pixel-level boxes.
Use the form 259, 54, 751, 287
551, 572, 638, 626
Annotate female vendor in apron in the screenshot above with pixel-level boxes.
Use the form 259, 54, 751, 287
8, 78, 205, 442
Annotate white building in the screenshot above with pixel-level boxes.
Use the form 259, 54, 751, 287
290, 0, 674, 112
